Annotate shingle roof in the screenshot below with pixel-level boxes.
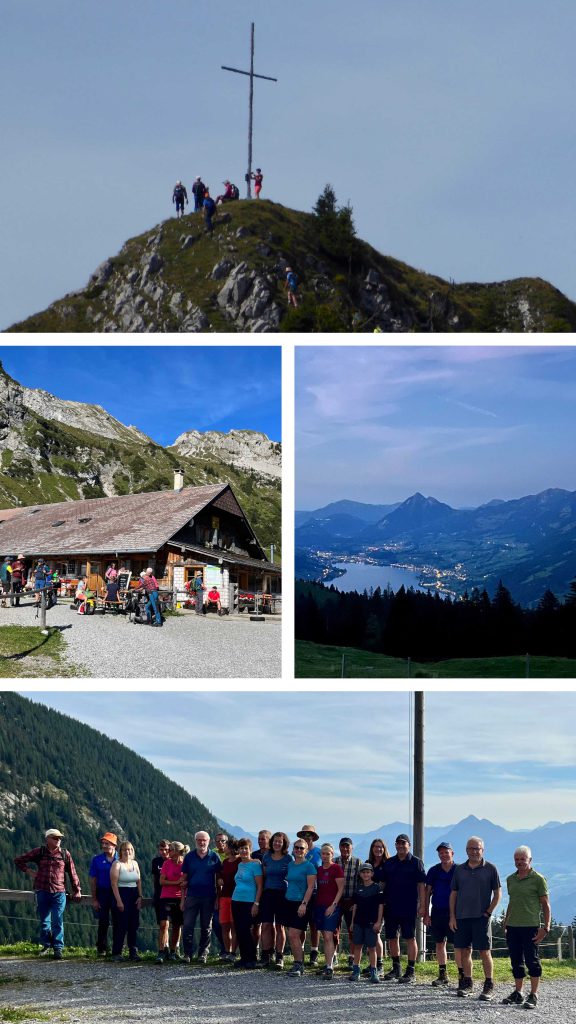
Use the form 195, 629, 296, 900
0, 485, 228, 556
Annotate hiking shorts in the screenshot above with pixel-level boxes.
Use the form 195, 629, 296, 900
454, 916, 491, 950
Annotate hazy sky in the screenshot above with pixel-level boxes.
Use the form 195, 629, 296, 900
23, 691, 576, 833
296, 345, 576, 509
3, 1, 576, 328
1, 345, 281, 444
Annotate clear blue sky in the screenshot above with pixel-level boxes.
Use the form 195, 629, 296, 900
3, 1, 576, 328
1, 345, 281, 444
22, 691, 576, 832
296, 345, 576, 509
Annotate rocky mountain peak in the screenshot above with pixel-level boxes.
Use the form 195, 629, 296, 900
172, 428, 281, 480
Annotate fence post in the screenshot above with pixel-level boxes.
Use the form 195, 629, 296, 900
557, 935, 563, 961
569, 926, 575, 960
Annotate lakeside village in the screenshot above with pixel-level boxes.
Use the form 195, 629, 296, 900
311, 550, 466, 599
0, 473, 281, 621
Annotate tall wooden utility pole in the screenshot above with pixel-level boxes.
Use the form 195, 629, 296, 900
413, 692, 425, 959
221, 22, 278, 197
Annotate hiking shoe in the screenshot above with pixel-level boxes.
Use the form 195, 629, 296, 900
154, 952, 164, 964
399, 969, 415, 984
261, 951, 273, 967
524, 993, 538, 1009
275, 954, 284, 970
128, 952, 141, 962
362, 965, 372, 977
167, 951, 179, 962
39, 946, 53, 957
288, 962, 304, 977
348, 955, 355, 969
309, 949, 319, 966
432, 973, 449, 986
53, 950, 63, 961
384, 964, 401, 980
479, 979, 494, 1001
182, 955, 191, 964
323, 966, 334, 980
369, 968, 380, 984
197, 953, 208, 964
350, 965, 361, 982
502, 990, 525, 1005
457, 977, 473, 997
111, 955, 123, 962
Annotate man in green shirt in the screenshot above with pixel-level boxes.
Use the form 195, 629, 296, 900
502, 845, 550, 1010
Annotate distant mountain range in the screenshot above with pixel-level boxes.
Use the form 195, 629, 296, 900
218, 814, 576, 924
296, 489, 576, 606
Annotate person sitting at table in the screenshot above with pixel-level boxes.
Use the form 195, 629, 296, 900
206, 587, 222, 613
77, 584, 95, 615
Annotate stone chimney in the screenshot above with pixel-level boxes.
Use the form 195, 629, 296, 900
173, 469, 184, 492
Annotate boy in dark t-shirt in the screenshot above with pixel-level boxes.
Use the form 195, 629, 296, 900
350, 863, 384, 983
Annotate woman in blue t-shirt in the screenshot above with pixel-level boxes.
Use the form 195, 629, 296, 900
284, 839, 317, 977
231, 838, 263, 968
260, 831, 292, 968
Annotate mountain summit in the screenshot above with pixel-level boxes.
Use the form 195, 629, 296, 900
7, 200, 576, 333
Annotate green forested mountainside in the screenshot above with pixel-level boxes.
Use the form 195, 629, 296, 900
7, 199, 576, 334
0, 693, 219, 945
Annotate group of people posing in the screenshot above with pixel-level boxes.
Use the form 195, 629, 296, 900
15, 825, 550, 1008
172, 170, 263, 232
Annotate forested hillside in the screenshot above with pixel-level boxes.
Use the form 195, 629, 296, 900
0, 693, 219, 945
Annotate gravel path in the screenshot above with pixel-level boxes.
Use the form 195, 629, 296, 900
0, 600, 281, 678
0, 958, 573, 1023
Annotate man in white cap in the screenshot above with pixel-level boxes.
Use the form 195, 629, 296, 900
14, 828, 81, 959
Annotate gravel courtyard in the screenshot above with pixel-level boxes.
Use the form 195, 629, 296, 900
0, 958, 573, 1024
0, 600, 281, 678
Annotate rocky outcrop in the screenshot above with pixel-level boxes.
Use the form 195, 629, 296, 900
171, 429, 281, 480
216, 262, 283, 332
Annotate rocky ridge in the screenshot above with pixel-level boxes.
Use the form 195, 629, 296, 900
9, 200, 576, 333
172, 429, 281, 480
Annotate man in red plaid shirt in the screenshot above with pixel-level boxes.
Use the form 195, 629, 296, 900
14, 828, 81, 959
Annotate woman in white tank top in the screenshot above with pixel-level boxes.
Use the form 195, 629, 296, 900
110, 841, 143, 961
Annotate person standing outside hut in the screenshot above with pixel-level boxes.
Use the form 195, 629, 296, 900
0, 556, 12, 607
89, 831, 118, 956
8, 553, 27, 606
382, 833, 426, 984
502, 845, 550, 1009
189, 571, 205, 616
449, 835, 501, 1000
211, 831, 229, 957
335, 837, 361, 968
14, 828, 82, 960
137, 567, 162, 627
424, 840, 464, 987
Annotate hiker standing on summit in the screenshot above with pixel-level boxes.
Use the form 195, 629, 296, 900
251, 168, 263, 197
172, 181, 188, 218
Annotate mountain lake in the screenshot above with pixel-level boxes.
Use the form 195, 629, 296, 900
331, 561, 427, 594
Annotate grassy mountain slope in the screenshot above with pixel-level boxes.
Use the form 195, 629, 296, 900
0, 692, 219, 945
0, 368, 281, 556
7, 201, 576, 333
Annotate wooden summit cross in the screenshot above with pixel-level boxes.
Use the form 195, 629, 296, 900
221, 22, 278, 198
